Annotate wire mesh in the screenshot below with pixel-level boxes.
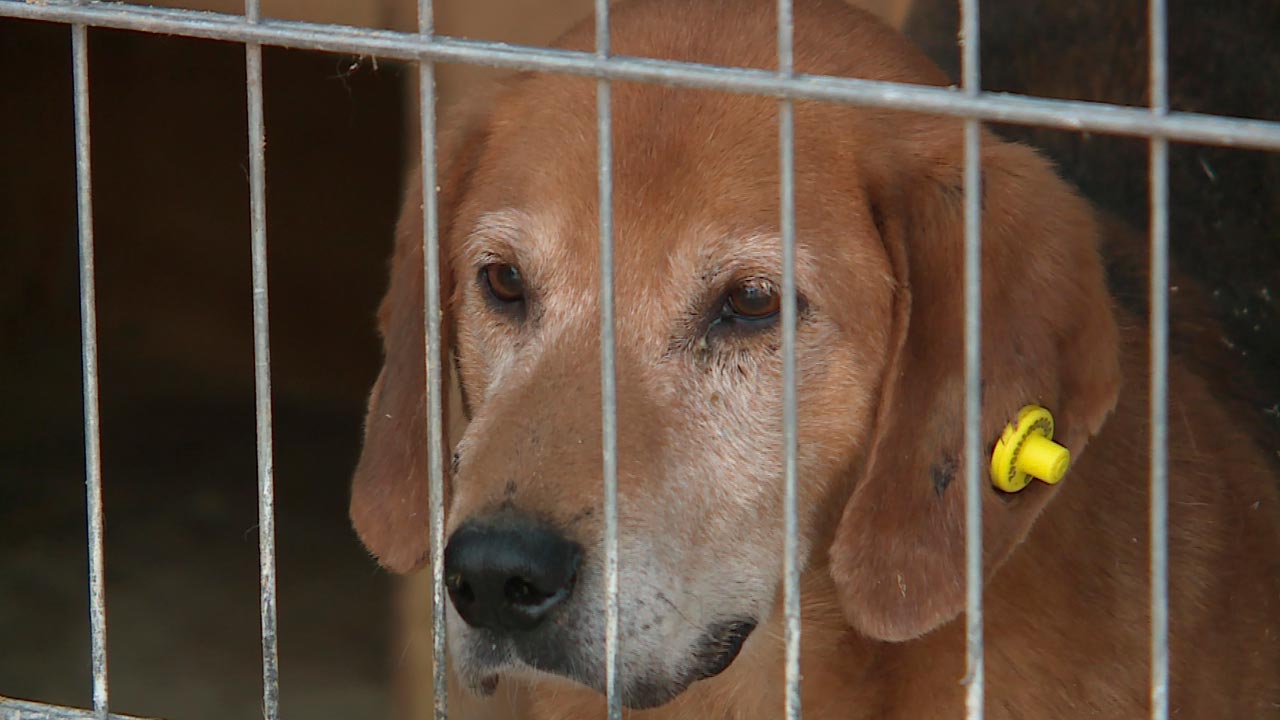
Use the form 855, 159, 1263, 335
5, 3, 1280, 150
0, 0, 1273, 718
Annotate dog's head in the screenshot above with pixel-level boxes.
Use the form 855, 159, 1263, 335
351, 0, 1121, 709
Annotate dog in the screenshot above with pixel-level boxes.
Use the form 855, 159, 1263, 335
350, 0, 1280, 716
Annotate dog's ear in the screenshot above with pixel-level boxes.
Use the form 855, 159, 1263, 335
829, 128, 1123, 641
349, 105, 491, 574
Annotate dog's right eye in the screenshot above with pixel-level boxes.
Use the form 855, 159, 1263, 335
481, 263, 525, 304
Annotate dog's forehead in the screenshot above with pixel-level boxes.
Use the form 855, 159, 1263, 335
457, 76, 896, 336
480, 79, 785, 230
459, 82, 789, 286
456, 0, 956, 267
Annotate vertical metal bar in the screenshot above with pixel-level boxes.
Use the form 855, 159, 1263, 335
71, 11, 109, 719
416, 0, 449, 717
775, 0, 801, 718
244, 1, 281, 717
595, 2, 620, 719
1147, 0, 1170, 717
960, 0, 984, 717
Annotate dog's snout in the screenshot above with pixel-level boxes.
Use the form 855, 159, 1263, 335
444, 513, 582, 633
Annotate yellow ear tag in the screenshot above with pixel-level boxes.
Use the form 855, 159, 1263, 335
989, 405, 1070, 493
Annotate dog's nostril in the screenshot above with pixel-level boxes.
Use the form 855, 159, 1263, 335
503, 565, 578, 607
446, 571, 474, 600
443, 512, 582, 633
504, 577, 538, 605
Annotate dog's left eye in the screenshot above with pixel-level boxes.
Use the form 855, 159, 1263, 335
723, 278, 780, 322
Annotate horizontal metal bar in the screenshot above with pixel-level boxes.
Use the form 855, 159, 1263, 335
0, 697, 157, 720
4, 0, 1280, 151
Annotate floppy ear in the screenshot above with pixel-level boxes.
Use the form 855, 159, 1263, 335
349, 106, 491, 574
829, 128, 1123, 641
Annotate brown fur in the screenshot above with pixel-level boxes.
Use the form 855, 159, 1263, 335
351, 0, 1280, 716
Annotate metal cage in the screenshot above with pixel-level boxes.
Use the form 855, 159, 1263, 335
2, 0, 1279, 718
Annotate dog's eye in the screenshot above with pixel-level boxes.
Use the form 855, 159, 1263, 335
481, 263, 525, 304
724, 278, 780, 321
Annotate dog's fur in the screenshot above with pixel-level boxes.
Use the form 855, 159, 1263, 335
350, 0, 1280, 716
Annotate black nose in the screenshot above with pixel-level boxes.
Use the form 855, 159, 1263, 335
443, 512, 582, 633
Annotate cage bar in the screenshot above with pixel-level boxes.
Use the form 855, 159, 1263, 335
243, 1, 282, 717
593, 0, 621, 718
1147, 0, 1171, 718
959, 0, 984, 718
414, 0, 450, 717
774, 0, 802, 718
0, 696, 156, 720
70, 9, 109, 718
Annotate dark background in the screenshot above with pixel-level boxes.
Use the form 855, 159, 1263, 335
2, 20, 407, 719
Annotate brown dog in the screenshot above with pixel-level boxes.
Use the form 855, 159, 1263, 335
350, 0, 1280, 716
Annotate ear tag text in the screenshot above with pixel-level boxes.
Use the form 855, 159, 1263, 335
989, 405, 1070, 493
